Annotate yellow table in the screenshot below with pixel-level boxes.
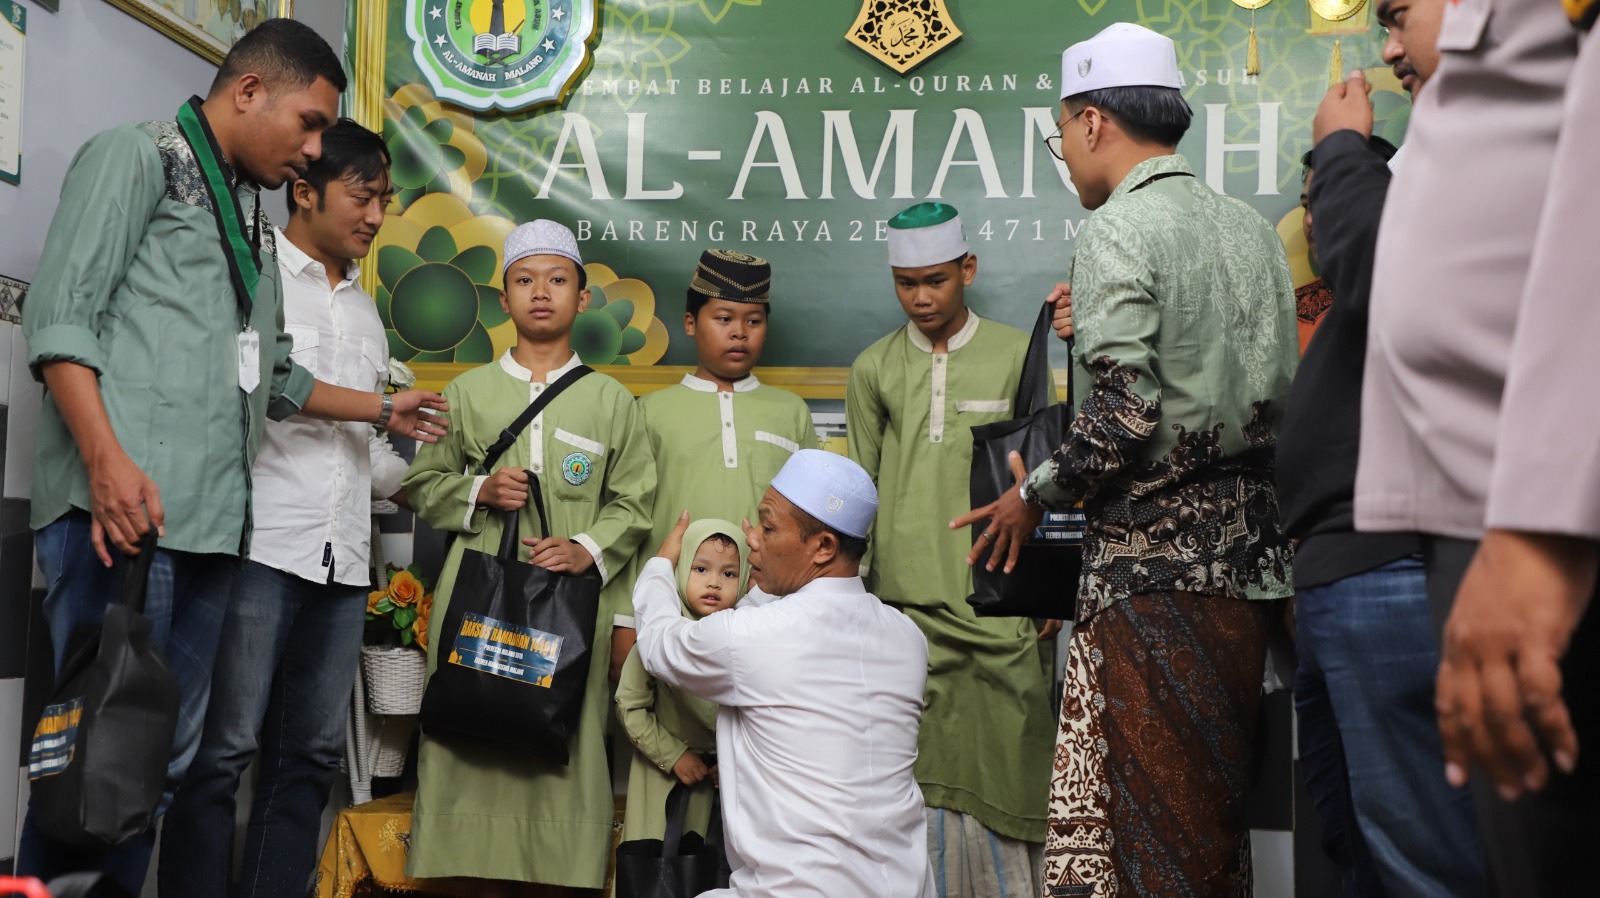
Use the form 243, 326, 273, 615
315, 792, 625, 897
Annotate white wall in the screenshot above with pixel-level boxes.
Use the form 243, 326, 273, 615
0, 0, 218, 281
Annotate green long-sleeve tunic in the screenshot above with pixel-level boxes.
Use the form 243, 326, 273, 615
615, 647, 718, 843
403, 351, 655, 887
846, 312, 1054, 842
636, 374, 815, 564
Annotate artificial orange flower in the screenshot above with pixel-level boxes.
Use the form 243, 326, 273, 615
412, 595, 432, 649
367, 589, 386, 614
389, 570, 424, 608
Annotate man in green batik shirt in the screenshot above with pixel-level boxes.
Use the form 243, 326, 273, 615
847, 202, 1055, 897
610, 249, 815, 678
961, 24, 1297, 897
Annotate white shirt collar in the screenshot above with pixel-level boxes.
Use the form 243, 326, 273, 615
274, 227, 360, 285
679, 372, 763, 393
498, 349, 584, 383
904, 310, 981, 354
783, 575, 870, 598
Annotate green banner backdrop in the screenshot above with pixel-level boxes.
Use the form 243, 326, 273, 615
346, 0, 1408, 395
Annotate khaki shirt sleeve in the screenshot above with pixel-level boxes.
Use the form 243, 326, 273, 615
24, 127, 164, 379
1037, 217, 1164, 504
572, 391, 657, 591
403, 381, 489, 535
845, 353, 886, 480
615, 646, 689, 773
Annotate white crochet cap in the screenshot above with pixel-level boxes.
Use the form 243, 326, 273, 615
504, 219, 583, 272
769, 449, 878, 539
1060, 23, 1182, 99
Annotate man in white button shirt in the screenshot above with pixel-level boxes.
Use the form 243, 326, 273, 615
634, 449, 936, 898
162, 120, 410, 898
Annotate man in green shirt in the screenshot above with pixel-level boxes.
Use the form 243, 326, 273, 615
613, 249, 814, 678
848, 202, 1055, 897
19, 21, 446, 893
961, 24, 1297, 897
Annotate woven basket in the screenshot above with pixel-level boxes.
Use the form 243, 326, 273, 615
360, 645, 428, 716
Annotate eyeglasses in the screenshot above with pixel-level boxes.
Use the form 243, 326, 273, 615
1044, 110, 1084, 161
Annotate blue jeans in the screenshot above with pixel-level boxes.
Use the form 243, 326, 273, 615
1294, 557, 1486, 898
17, 512, 236, 896
159, 560, 366, 898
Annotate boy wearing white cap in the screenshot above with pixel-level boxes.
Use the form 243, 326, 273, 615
958, 22, 1298, 897
401, 220, 656, 892
846, 201, 1054, 896
633, 450, 935, 898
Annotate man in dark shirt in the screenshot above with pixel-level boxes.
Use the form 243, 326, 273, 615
1277, 1, 1486, 895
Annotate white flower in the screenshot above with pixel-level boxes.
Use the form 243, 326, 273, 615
388, 358, 417, 390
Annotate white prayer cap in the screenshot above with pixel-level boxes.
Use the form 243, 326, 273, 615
887, 202, 969, 269
504, 219, 583, 273
770, 449, 878, 539
1060, 23, 1182, 100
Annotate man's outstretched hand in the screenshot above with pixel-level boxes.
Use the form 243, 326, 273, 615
950, 451, 1044, 574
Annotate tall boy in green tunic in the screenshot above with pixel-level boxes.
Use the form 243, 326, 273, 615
610, 250, 814, 675
403, 220, 655, 892
846, 203, 1055, 896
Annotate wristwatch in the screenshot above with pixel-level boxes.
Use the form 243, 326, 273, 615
1019, 479, 1043, 508
376, 394, 394, 430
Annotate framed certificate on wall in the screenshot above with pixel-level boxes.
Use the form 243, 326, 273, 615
103, 0, 294, 65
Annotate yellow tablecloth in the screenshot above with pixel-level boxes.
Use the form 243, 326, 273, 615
315, 792, 626, 897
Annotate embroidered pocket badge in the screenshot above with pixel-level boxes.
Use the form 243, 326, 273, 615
562, 452, 593, 486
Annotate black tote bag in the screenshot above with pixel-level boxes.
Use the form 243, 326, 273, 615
417, 367, 602, 765
614, 782, 731, 898
966, 303, 1086, 619
28, 531, 179, 848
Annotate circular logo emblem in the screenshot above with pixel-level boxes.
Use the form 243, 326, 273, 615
562, 451, 592, 486
408, 0, 597, 112
825, 495, 845, 514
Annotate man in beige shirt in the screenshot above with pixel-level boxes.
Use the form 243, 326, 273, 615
1357, 0, 1596, 893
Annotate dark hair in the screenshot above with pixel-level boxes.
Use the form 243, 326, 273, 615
1301, 149, 1315, 183
1065, 85, 1192, 147
287, 119, 390, 217
697, 533, 740, 552
791, 506, 869, 564
686, 288, 771, 320
211, 18, 348, 98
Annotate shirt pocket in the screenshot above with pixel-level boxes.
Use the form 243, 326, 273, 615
753, 430, 800, 453
750, 429, 801, 472
286, 325, 320, 377
350, 336, 388, 392
954, 398, 1012, 427
548, 427, 607, 503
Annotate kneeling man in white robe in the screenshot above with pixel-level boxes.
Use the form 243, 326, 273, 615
634, 448, 935, 898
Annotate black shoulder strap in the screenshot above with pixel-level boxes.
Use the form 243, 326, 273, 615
477, 365, 594, 475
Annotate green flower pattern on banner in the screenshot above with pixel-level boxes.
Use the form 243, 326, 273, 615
368, 0, 1399, 371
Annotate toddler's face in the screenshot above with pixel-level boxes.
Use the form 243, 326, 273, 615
685, 537, 741, 616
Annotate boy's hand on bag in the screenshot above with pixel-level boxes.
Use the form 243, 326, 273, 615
479, 468, 529, 510
525, 536, 595, 574
1047, 284, 1074, 341
674, 750, 710, 786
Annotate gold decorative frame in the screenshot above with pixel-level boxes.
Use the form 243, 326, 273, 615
104, 0, 294, 65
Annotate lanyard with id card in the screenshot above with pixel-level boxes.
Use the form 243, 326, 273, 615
175, 96, 264, 394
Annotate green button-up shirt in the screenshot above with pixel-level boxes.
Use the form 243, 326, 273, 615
24, 119, 314, 555
1025, 154, 1299, 619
